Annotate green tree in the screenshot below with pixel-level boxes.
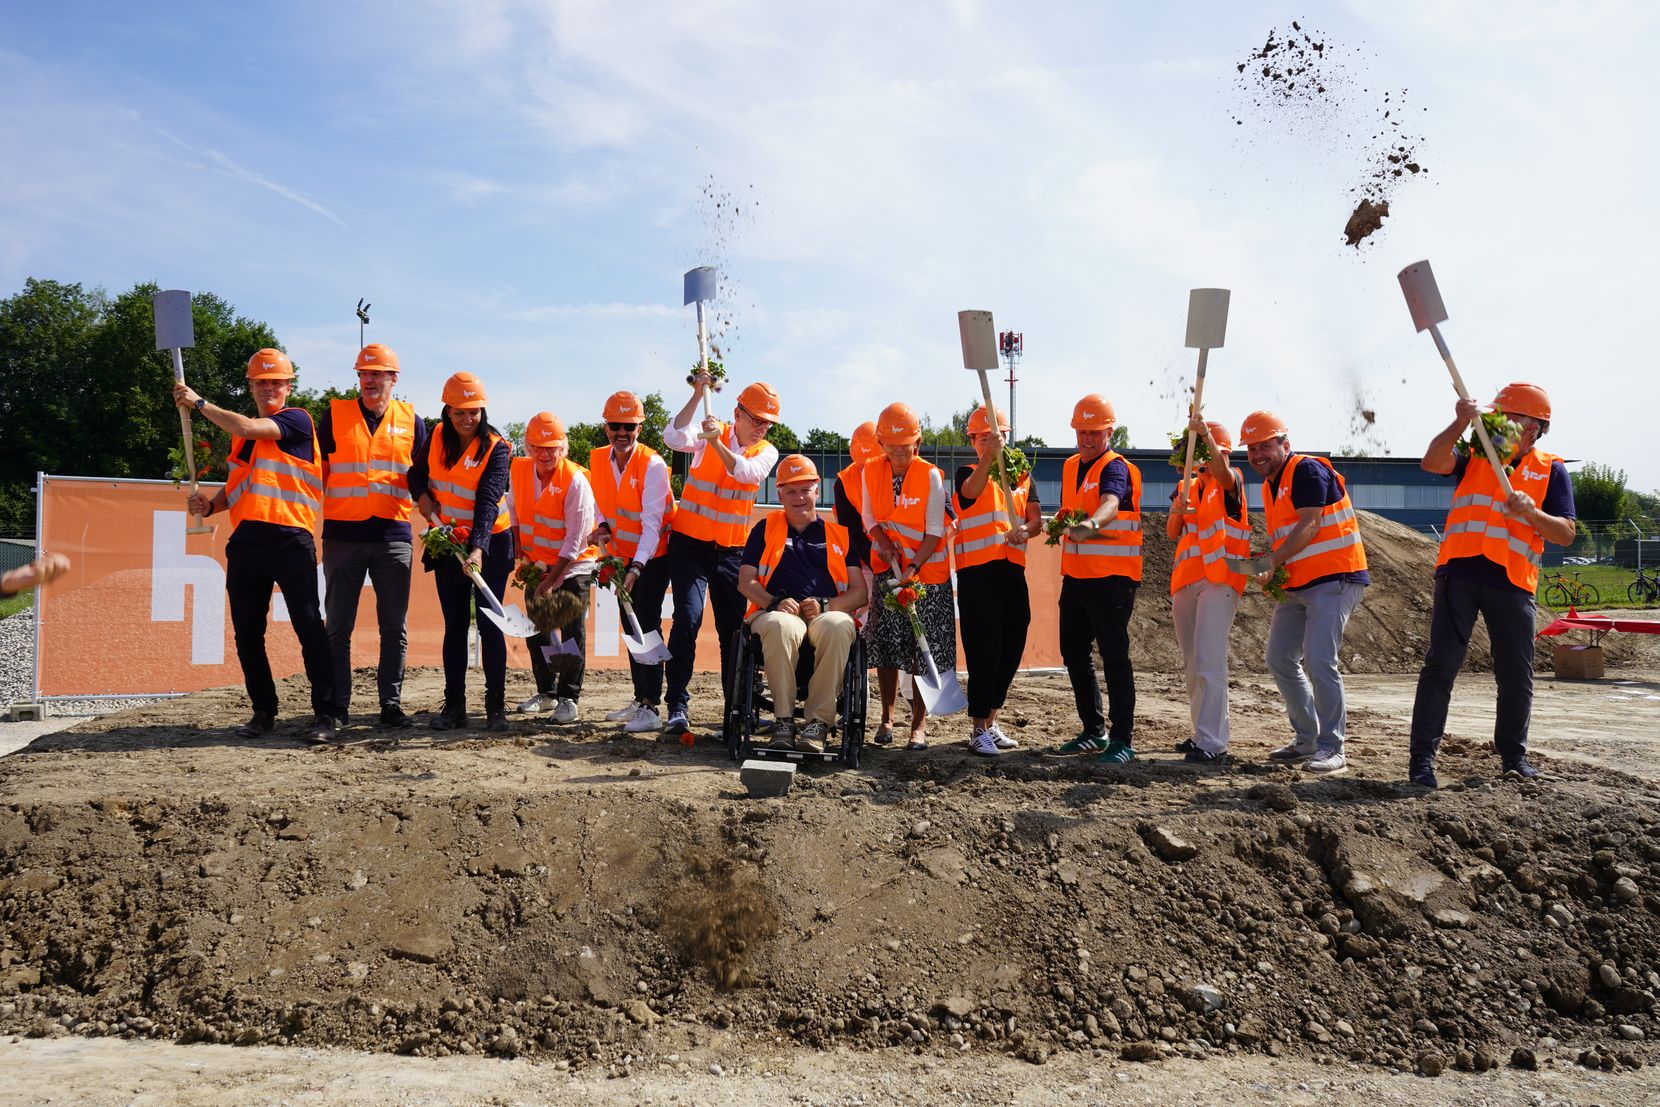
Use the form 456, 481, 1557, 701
803, 427, 849, 452
499, 421, 528, 458
769, 422, 802, 453
638, 391, 669, 457
1110, 426, 1130, 450
1572, 462, 1636, 562
1014, 434, 1046, 450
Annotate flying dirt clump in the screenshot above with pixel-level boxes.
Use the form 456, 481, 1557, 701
658, 846, 779, 990
688, 176, 759, 363
1344, 197, 1389, 246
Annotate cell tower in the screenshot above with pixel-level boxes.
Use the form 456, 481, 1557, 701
998, 329, 1023, 441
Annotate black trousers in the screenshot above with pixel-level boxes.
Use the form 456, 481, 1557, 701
430, 539, 513, 712
1058, 574, 1137, 742
1409, 573, 1537, 764
957, 559, 1030, 718
528, 573, 593, 700
624, 554, 672, 706
225, 532, 334, 718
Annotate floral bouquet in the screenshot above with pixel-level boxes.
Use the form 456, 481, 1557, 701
168, 437, 215, 486
997, 445, 1031, 486
593, 554, 634, 608
1167, 430, 1213, 470
1456, 412, 1524, 474
1044, 509, 1088, 546
420, 523, 470, 561
880, 575, 927, 637
512, 559, 545, 595
1261, 565, 1290, 603
686, 357, 727, 392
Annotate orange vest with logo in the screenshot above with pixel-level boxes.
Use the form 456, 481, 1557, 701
226, 409, 324, 533
952, 472, 1030, 570
744, 512, 852, 618
323, 398, 416, 523
673, 424, 768, 547
1170, 469, 1251, 594
590, 443, 675, 562
1263, 454, 1367, 589
1436, 449, 1558, 592
863, 457, 951, 585
511, 457, 600, 566
427, 432, 511, 534
1059, 451, 1142, 581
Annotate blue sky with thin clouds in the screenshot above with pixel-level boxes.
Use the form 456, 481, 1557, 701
4, 2, 1656, 494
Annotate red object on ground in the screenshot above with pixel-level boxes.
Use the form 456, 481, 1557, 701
1537, 611, 1660, 643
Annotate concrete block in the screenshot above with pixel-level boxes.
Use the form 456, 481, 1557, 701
739, 759, 795, 798
5, 703, 42, 722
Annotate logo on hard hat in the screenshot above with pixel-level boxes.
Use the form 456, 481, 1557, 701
463, 389, 477, 398
363, 354, 376, 361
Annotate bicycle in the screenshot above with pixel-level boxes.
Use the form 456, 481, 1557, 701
1539, 570, 1601, 609
1630, 565, 1660, 605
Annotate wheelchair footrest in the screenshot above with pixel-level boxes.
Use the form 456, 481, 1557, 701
746, 746, 841, 764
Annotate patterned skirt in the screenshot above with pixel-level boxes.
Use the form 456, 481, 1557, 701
864, 576, 958, 675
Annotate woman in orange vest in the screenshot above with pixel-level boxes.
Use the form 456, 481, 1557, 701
861, 401, 955, 750
510, 411, 598, 724
1408, 385, 1577, 786
173, 349, 337, 744
1054, 394, 1142, 764
408, 372, 513, 731
1165, 416, 1249, 764
953, 404, 1042, 757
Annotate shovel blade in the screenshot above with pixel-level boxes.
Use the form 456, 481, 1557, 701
152, 289, 195, 351
1398, 261, 1449, 332
1225, 556, 1271, 577
683, 266, 717, 305
623, 629, 671, 664
957, 309, 998, 371
1184, 288, 1230, 349
482, 604, 540, 638
917, 669, 968, 717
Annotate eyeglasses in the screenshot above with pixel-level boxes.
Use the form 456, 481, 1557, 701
606, 422, 639, 432
739, 406, 775, 430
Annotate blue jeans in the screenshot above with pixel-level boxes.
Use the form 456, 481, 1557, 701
665, 532, 745, 718
1265, 579, 1365, 755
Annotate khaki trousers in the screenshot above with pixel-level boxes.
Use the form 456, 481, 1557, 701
747, 610, 857, 726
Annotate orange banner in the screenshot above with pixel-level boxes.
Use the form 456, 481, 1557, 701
36, 476, 1065, 698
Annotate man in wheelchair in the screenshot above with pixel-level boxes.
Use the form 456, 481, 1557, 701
737, 455, 869, 752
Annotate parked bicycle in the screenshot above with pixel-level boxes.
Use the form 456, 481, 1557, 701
1539, 570, 1601, 609
1630, 565, 1660, 605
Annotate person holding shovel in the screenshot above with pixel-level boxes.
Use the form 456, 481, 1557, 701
1407, 384, 1576, 786
1166, 417, 1250, 764
1240, 410, 1368, 775
173, 349, 336, 743
588, 390, 676, 734
509, 412, 597, 724
953, 404, 1042, 756
737, 455, 868, 752
861, 401, 956, 750
661, 374, 782, 736
407, 371, 513, 732
318, 343, 427, 730
1055, 394, 1142, 764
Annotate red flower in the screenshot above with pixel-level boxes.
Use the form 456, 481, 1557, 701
452, 525, 471, 544
896, 587, 918, 607
598, 562, 616, 586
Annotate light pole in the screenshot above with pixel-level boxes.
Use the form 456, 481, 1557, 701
998, 329, 1023, 441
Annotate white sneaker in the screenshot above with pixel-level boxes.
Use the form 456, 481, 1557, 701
624, 704, 661, 734
552, 698, 578, 724
664, 710, 690, 734
970, 729, 1001, 757
988, 723, 1019, 750
605, 699, 644, 723
518, 693, 555, 714
1268, 740, 1317, 762
1304, 750, 1347, 774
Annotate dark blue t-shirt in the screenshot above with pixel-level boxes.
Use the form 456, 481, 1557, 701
1267, 456, 1370, 591
228, 407, 317, 546
741, 516, 839, 601
1437, 452, 1576, 593
1072, 455, 1134, 511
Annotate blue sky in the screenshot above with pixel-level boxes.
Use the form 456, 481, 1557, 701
4, 1, 1657, 497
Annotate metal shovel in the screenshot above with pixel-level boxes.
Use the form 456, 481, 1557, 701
684, 266, 718, 423
888, 575, 967, 717
153, 290, 213, 536
619, 597, 671, 664
957, 310, 1020, 533
465, 566, 541, 637
1224, 556, 1272, 578
1397, 261, 1515, 496
1178, 288, 1231, 505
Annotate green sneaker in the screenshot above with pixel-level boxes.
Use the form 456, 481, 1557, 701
1059, 731, 1109, 754
1095, 742, 1136, 765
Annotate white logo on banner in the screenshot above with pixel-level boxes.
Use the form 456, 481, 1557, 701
150, 510, 226, 665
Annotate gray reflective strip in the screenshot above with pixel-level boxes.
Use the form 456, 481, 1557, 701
529, 536, 562, 553
685, 476, 720, 494
883, 520, 927, 541
242, 484, 321, 508
226, 483, 244, 506
1099, 517, 1141, 533
1444, 520, 1541, 565
1224, 521, 1251, 539
1451, 493, 1496, 510
1192, 518, 1228, 541
382, 460, 411, 475
331, 462, 370, 474
1174, 545, 1202, 563
678, 499, 750, 527
1200, 547, 1231, 565
954, 532, 1009, 556
616, 507, 643, 521
251, 457, 322, 493
1272, 503, 1355, 540
368, 482, 412, 501
1285, 530, 1363, 564
432, 480, 478, 506
1066, 544, 1142, 558
326, 487, 369, 499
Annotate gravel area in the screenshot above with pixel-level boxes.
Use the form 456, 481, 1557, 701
0, 610, 162, 717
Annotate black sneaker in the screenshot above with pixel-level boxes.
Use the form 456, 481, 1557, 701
1183, 746, 1228, 764
304, 715, 339, 744
1407, 758, 1439, 789
429, 710, 470, 732
1502, 757, 1539, 780
379, 704, 413, 729
1174, 738, 1200, 754
485, 711, 509, 733
235, 712, 276, 739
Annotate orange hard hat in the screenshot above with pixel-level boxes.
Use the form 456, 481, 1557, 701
966, 404, 1010, 436
602, 390, 644, 424
441, 371, 488, 410
737, 381, 781, 422
876, 402, 922, 446
774, 454, 820, 486
1238, 410, 1289, 446
1491, 382, 1551, 422
1205, 421, 1234, 452
246, 348, 294, 380
1071, 394, 1115, 431
849, 421, 881, 464
525, 411, 566, 447
354, 343, 400, 373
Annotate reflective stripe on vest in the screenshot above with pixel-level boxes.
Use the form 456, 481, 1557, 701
863, 456, 951, 585
225, 411, 323, 532
671, 424, 767, 547
590, 444, 675, 562
952, 474, 1030, 570
1059, 451, 1143, 581
1170, 469, 1250, 594
427, 431, 511, 534
1262, 454, 1368, 589
1435, 449, 1556, 592
511, 457, 599, 566
323, 398, 417, 523
744, 513, 852, 618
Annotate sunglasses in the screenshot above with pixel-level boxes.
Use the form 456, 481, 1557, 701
606, 422, 639, 432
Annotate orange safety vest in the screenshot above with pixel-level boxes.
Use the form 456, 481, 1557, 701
323, 398, 416, 523
672, 424, 769, 547
1059, 451, 1143, 581
1170, 469, 1251, 594
952, 472, 1030, 570
427, 432, 511, 534
590, 443, 675, 562
225, 409, 324, 533
1262, 454, 1367, 589
743, 512, 852, 618
837, 461, 866, 517
1436, 448, 1558, 592
863, 457, 951, 585
511, 457, 600, 566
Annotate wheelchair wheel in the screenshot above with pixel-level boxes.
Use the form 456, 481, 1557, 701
722, 628, 757, 761
839, 635, 868, 768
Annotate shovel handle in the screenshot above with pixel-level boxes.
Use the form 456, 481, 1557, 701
619, 596, 646, 639
463, 563, 508, 616
1178, 350, 1209, 507
972, 369, 1020, 535
694, 300, 712, 424
1430, 324, 1514, 497
169, 347, 210, 531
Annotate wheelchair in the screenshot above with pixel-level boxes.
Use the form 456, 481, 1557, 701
722, 624, 867, 767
